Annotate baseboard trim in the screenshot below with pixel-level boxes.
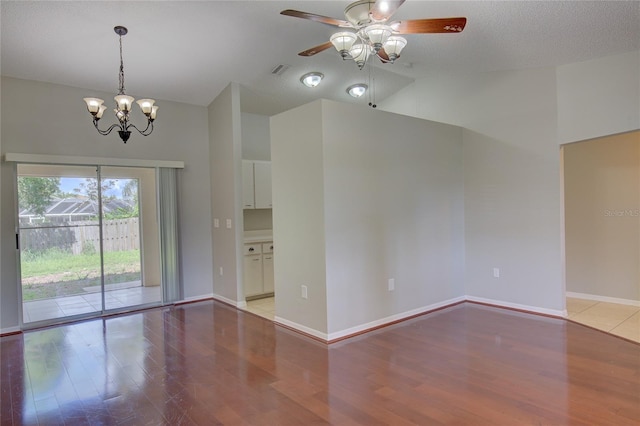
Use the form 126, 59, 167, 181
566, 292, 640, 307
273, 296, 466, 344
274, 317, 328, 342
466, 296, 567, 318
211, 293, 247, 309
326, 296, 467, 343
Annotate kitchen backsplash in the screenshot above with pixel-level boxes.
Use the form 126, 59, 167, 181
243, 208, 273, 231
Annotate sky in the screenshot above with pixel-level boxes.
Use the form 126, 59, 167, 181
59, 177, 130, 198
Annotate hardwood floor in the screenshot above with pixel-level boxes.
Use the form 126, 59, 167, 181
1, 300, 639, 425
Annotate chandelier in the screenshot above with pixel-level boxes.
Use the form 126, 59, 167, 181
83, 26, 157, 143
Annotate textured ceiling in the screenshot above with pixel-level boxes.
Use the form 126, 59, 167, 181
2, 1, 639, 115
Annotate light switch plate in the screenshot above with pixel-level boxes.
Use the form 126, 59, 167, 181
213, 218, 219, 228
226, 219, 232, 229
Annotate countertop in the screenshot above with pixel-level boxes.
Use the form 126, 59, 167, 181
244, 229, 273, 243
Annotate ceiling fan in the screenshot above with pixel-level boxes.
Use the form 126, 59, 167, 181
281, 0, 467, 69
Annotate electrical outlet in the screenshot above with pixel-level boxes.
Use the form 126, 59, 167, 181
493, 268, 500, 278
301, 285, 308, 299
388, 278, 395, 291
219, 267, 223, 276
213, 218, 219, 228
226, 219, 232, 229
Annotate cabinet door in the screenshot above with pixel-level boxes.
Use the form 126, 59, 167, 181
262, 253, 274, 294
254, 162, 272, 209
242, 161, 255, 209
243, 254, 263, 296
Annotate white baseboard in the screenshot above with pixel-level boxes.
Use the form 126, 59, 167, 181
211, 293, 247, 309
274, 317, 328, 341
566, 292, 640, 307
466, 296, 567, 318
0, 326, 21, 336
325, 296, 466, 342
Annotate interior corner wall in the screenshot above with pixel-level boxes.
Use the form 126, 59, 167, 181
0, 76, 213, 330
321, 100, 465, 335
564, 131, 640, 301
557, 50, 640, 144
381, 67, 564, 314
270, 100, 328, 335
209, 82, 244, 304
270, 99, 465, 338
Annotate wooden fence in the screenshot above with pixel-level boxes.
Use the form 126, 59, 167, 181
21, 218, 139, 254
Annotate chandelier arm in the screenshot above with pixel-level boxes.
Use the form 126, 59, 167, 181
93, 120, 123, 136
128, 120, 154, 136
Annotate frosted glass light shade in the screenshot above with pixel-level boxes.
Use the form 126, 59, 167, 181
83, 98, 105, 114
300, 72, 324, 88
136, 99, 155, 115
114, 94, 135, 112
383, 36, 407, 61
95, 105, 108, 119
150, 106, 159, 121
364, 24, 393, 49
330, 32, 358, 56
347, 84, 368, 98
348, 43, 371, 68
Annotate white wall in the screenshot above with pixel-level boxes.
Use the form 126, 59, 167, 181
381, 67, 565, 315
558, 50, 640, 144
564, 131, 640, 301
322, 101, 465, 335
271, 99, 465, 339
0, 77, 213, 331
241, 112, 271, 161
271, 101, 329, 335
209, 82, 245, 306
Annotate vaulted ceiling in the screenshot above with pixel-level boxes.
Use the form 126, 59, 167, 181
2, 1, 639, 115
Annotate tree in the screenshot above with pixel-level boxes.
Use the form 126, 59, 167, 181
73, 178, 116, 201
18, 177, 61, 217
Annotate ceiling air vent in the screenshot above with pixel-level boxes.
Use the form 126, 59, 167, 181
271, 64, 290, 76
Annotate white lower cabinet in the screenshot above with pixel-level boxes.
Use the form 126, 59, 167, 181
243, 241, 274, 298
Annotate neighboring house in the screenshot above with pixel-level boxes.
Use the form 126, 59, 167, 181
19, 197, 134, 225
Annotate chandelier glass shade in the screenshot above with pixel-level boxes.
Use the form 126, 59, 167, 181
83, 26, 157, 144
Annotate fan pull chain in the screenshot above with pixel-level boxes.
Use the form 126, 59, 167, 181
367, 62, 377, 109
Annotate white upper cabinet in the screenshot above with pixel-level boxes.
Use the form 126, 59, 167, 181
242, 160, 272, 209
242, 160, 255, 209
253, 162, 272, 209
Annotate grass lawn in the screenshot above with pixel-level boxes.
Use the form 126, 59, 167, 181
21, 249, 141, 301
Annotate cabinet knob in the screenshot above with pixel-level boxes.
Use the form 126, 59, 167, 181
270, 245, 273, 250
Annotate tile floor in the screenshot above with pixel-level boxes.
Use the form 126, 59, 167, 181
23, 283, 162, 324
244, 296, 639, 344
567, 297, 640, 343
243, 296, 275, 321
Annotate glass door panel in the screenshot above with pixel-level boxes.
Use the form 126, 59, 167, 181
18, 164, 102, 323
101, 167, 161, 311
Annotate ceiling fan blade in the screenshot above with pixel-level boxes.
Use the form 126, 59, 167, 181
298, 41, 334, 57
392, 17, 467, 34
370, 0, 406, 21
377, 48, 390, 63
281, 9, 351, 27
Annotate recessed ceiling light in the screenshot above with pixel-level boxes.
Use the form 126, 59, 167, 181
300, 72, 324, 88
346, 83, 368, 98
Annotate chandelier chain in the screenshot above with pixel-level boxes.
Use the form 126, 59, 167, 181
118, 35, 126, 95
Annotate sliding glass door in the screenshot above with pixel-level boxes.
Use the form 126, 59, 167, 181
17, 164, 161, 325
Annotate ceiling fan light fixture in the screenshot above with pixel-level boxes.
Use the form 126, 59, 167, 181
382, 36, 407, 62
363, 24, 393, 51
300, 72, 324, 87
330, 32, 358, 58
347, 83, 368, 98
